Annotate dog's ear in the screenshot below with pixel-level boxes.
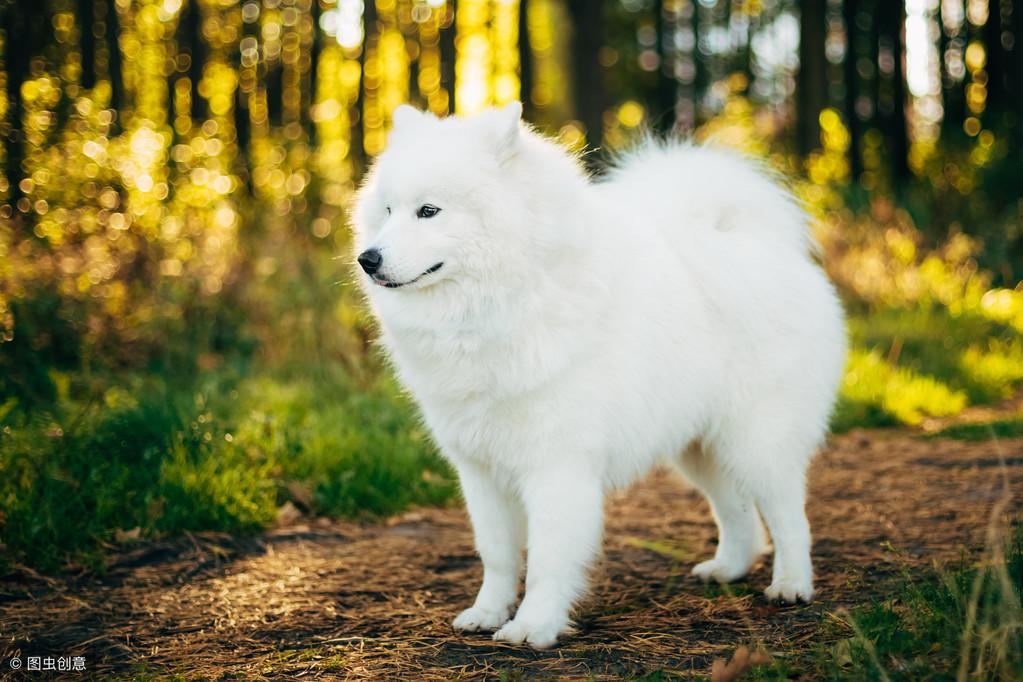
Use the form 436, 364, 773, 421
492, 101, 522, 161
392, 104, 426, 131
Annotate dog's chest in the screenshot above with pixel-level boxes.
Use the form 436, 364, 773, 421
386, 331, 554, 462
389, 325, 547, 396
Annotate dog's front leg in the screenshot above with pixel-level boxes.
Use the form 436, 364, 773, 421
493, 466, 604, 649
452, 461, 525, 633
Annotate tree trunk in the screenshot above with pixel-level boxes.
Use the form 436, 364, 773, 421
796, 0, 827, 156
843, 0, 862, 179
438, 0, 455, 114
105, 0, 123, 120
937, 0, 965, 134
983, 0, 1007, 119
353, 0, 377, 162
878, 0, 908, 184
654, 0, 677, 134
309, 0, 321, 143
266, 63, 282, 126
183, 0, 206, 121
566, 0, 605, 149
3, 1, 33, 206
3, 0, 55, 202
1013, 0, 1023, 141
236, 4, 254, 194
79, 0, 96, 89
692, 0, 706, 124
889, 1, 909, 181
518, 0, 533, 118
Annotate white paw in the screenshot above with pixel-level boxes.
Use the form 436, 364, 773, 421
453, 604, 513, 632
764, 578, 814, 603
691, 557, 751, 583
492, 616, 565, 649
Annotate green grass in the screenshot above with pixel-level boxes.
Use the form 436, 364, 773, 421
261, 647, 349, 675
821, 526, 1023, 680
926, 418, 1023, 442
630, 525, 1023, 681
832, 306, 1023, 432
0, 362, 454, 572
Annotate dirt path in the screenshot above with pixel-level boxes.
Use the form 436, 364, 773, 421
2, 430, 1021, 680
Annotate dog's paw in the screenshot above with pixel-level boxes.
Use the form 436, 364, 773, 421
764, 578, 814, 604
691, 558, 750, 584
453, 604, 513, 632
492, 617, 564, 649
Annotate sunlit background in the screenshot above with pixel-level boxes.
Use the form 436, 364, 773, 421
1, 0, 1022, 570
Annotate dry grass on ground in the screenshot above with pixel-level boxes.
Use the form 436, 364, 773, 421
2, 430, 1020, 679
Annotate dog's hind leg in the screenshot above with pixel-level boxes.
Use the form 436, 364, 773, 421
753, 476, 814, 602
677, 444, 770, 584
709, 413, 820, 603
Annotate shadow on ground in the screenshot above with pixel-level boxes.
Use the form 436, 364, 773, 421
2, 431, 1020, 679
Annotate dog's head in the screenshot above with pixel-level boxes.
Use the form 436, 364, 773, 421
351, 102, 582, 299
351, 102, 525, 292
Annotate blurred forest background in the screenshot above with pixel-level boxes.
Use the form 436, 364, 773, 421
1, 0, 1022, 571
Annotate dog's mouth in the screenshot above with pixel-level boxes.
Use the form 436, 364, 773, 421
371, 262, 444, 289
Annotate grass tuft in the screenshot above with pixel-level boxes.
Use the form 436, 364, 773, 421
823, 525, 1022, 680
0, 363, 454, 573
926, 419, 1023, 442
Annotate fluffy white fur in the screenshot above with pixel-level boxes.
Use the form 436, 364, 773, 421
351, 102, 847, 649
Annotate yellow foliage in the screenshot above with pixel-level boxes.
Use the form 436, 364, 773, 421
843, 350, 967, 425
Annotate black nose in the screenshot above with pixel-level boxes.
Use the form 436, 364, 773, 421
357, 248, 383, 275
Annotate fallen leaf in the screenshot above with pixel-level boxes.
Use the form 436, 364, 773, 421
711, 645, 773, 682
276, 501, 303, 527
285, 481, 315, 510
114, 527, 141, 544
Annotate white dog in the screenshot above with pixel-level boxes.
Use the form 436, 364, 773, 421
351, 102, 846, 649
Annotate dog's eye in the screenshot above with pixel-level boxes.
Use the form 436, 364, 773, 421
416, 204, 441, 219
